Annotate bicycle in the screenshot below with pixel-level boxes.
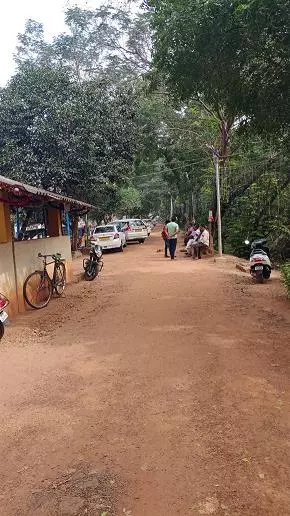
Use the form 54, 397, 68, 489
23, 253, 66, 309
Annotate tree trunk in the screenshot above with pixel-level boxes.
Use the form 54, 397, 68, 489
211, 114, 234, 235
71, 214, 79, 251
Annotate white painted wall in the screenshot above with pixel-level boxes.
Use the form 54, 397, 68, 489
0, 242, 17, 315
0, 236, 72, 315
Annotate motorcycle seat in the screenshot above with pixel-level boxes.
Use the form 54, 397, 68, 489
250, 249, 268, 257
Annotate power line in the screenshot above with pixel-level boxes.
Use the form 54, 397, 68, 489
134, 154, 283, 180
136, 152, 210, 167
134, 157, 210, 178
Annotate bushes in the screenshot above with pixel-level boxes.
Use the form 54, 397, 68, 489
280, 262, 290, 298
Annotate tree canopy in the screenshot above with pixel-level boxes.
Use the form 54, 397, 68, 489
15, 6, 151, 81
146, 0, 290, 136
144, 0, 290, 256
0, 5, 149, 218
0, 66, 138, 217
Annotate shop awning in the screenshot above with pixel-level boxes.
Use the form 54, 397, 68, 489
0, 175, 96, 211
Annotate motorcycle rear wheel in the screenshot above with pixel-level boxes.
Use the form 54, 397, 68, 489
0, 321, 4, 341
84, 263, 98, 281
256, 272, 264, 283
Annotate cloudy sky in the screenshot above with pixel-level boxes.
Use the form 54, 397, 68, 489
0, 0, 133, 86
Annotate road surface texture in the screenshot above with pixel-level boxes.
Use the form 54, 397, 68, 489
0, 232, 290, 516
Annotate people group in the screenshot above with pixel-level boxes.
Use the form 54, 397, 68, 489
162, 218, 210, 260
185, 223, 210, 259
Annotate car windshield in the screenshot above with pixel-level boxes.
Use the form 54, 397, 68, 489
94, 226, 115, 233
113, 220, 128, 226
131, 220, 144, 226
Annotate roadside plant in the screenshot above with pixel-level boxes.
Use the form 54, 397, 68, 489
280, 262, 290, 298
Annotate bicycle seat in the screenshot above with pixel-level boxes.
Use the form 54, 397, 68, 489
38, 252, 54, 258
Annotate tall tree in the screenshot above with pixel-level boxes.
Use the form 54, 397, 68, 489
134, 86, 219, 221
146, 0, 290, 136
145, 0, 290, 245
15, 6, 151, 82
0, 66, 138, 216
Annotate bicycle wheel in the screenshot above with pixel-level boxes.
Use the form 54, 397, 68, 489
54, 262, 66, 296
23, 271, 53, 309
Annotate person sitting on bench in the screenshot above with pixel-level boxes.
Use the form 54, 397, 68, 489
186, 225, 200, 256
193, 225, 209, 259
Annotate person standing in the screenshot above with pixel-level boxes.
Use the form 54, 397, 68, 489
161, 219, 170, 257
167, 216, 179, 260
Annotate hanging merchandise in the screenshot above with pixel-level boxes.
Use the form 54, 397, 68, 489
208, 210, 214, 222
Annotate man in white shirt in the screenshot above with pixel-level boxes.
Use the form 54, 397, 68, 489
186, 225, 200, 256
194, 226, 210, 259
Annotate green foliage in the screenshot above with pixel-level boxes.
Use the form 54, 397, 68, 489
134, 85, 217, 219
117, 186, 141, 216
0, 66, 138, 217
280, 263, 290, 298
144, 0, 290, 257
222, 165, 290, 258
146, 0, 290, 135
15, 6, 151, 82
0, 5, 153, 218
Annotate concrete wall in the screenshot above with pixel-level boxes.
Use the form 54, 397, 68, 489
0, 236, 72, 316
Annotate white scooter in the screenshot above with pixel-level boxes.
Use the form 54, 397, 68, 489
247, 239, 272, 283
0, 293, 9, 341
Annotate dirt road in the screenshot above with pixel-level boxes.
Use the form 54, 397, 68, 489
0, 233, 290, 516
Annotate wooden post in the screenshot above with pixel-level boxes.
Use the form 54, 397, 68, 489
208, 209, 214, 255
0, 201, 12, 243
71, 214, 79, 251
46, 207, 62, 237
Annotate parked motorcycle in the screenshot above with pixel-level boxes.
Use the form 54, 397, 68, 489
0, 293, 9, 341
247, 238, 272, 283
83, 244, 103, 281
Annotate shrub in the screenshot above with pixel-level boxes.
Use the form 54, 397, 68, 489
280, 262, 290, 298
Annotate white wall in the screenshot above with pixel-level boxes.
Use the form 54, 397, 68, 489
0, 242, 17, 316
0, 236, 72, 315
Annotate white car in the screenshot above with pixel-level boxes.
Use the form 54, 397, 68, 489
91, 225, 126, 251
112, 219, 148, 243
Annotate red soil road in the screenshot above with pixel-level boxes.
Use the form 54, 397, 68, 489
0, 232, 290, 516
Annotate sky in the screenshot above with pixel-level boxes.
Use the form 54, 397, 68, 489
0, 0, 132, 86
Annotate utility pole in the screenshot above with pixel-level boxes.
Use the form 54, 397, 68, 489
213, 151, 223, 257
170, 194, 173, 219
206, 144, 223, 257
191, 191, 196, 223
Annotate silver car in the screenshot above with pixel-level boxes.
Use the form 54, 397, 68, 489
111, 219, 148, 244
